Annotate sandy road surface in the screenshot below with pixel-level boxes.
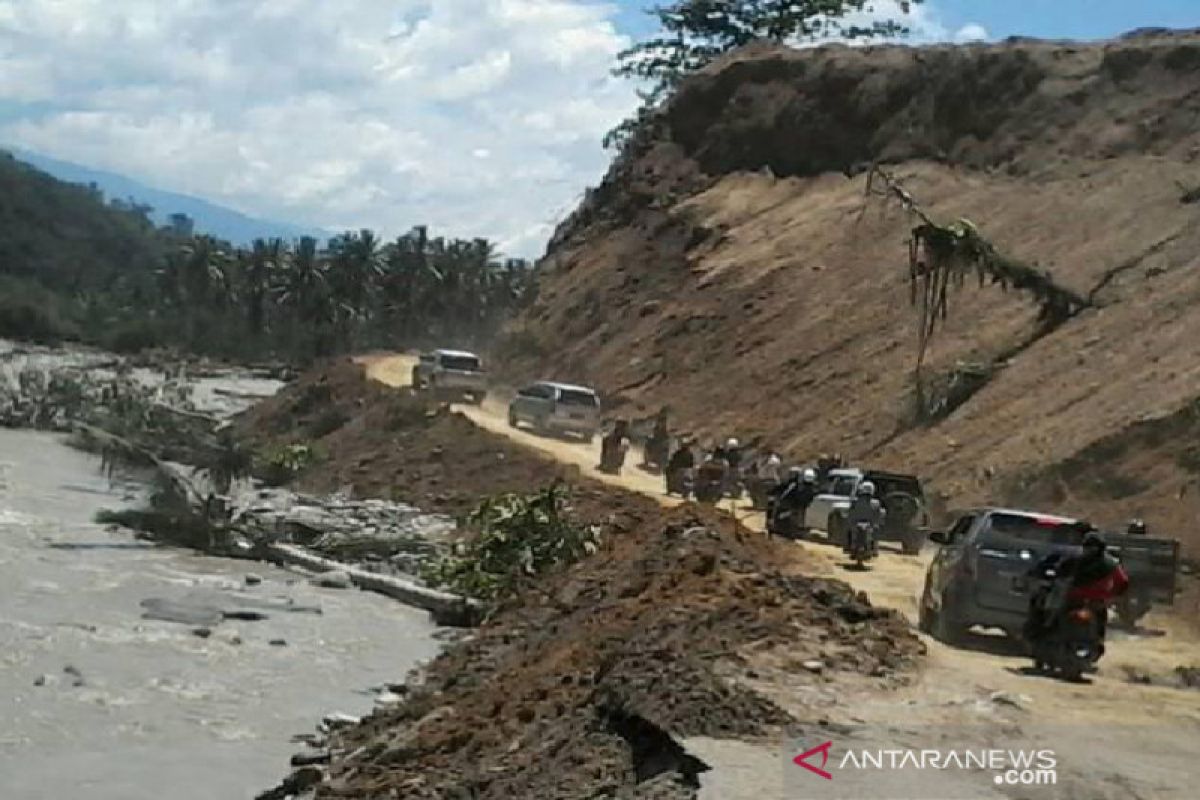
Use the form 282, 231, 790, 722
360, 353, 1200, 798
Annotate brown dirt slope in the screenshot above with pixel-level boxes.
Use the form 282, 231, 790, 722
501, 31, 1200, 549
276, 507, 918, 799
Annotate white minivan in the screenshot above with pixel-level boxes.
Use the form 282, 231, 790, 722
507, 381, 601, 440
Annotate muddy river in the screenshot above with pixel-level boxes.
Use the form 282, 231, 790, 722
0, 429, 440, 799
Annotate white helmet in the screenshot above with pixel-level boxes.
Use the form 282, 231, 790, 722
857, 481, 876, 497
726, 437, 739, 449
767, 453, 781, 465
802, 468, 817, 483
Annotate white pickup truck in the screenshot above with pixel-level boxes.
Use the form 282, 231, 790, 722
805, 467, 929, 554
411, 349, 487, 404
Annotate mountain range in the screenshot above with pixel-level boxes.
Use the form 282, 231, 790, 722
6, 147, 329, 245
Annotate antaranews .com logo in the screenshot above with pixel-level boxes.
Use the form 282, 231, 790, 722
787, 738, 1057, 799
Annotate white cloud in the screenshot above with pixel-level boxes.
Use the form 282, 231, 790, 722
0, 0, 636, 256
0, 1, 987, 256
954, 23, 990, 43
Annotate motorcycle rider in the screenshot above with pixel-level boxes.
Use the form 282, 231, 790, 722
845, 481, 884, 556
769, 467, 819, 536
599, 419, 631, 474
665, 437, 696, 496
644, 408, 670, 469
1025, 530, 1130, 647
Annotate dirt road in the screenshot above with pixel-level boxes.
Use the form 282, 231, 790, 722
360, 353, 1200, 798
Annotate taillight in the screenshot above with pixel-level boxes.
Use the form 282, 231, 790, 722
1068, 608, 1094, 624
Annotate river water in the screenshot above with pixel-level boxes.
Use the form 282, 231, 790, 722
0, 429, 441, 799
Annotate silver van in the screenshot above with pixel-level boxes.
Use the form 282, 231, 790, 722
507, 381, 601, 440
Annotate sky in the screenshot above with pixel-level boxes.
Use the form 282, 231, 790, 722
0, 1, 1195, 257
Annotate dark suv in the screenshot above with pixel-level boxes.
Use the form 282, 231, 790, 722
919, 506, 1180, 644
919, 508, 1086, 643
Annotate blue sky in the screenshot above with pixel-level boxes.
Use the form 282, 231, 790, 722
1, 1, 1195, 257
613, 0, 1198, 41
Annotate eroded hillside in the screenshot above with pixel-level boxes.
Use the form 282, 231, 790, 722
500, 31, 1200, 547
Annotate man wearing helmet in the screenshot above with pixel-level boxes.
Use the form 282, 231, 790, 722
768, 466, 818, 537
845, 480, 885, 555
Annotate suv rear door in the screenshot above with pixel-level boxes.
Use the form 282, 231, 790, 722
973, 512, 1085, 614
551, 386, 600, 427
806, 473, 858, 530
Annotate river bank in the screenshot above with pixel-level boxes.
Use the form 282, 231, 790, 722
0, 428, 442, 800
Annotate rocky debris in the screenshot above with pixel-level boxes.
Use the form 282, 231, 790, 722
270, 639, 288, 647
262, 508, 920, 799
245, 573, 264, 586
192, 627, 212, 639
320, 713, 360, 732
310, 570, 353, 590
63, 665, 85, 688
290, 750, 331, 767
140, 589, 320, 628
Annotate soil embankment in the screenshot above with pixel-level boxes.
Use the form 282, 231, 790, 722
502, 31, 1200, 551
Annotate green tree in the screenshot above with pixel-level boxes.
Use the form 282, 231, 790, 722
609, 0, 921, 148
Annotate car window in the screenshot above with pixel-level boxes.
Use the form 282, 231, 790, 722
828, 476, 857, 497
517, 385, 543, 399
980, 513, 1086, 548
557, 388, 599, 407
946, 514, 975, 542
419, 354, 435, 363
870, 474, 923, 498
439, 354, 480, 371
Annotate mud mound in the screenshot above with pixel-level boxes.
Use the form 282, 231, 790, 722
505, 32, 1200, 552
272, 508, 918, 799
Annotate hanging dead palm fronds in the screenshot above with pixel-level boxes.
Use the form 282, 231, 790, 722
865, 166, 1090, 372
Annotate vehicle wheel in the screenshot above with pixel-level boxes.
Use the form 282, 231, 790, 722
827, 514, 846, 546
901, 529, 923, 556
507, 408, 519, 429
931, 593, 966, 645
917, 587, 935, 634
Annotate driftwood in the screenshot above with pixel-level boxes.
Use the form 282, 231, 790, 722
265, 543, 482, 627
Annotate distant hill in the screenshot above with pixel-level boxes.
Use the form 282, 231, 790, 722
8, 148, 329, 245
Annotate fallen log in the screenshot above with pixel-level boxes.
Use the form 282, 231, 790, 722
264, 543, 483, 627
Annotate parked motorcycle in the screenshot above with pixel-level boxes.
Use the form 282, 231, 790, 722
844, 521, 878, 568
1026, 569, 1105, 682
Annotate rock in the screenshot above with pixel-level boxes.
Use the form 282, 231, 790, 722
34, 673, 54, 687
192, 627, 212, 639
989, 691, 1030, 710
223, 610, 269, 621
802, 660, 825, 674
321, 712, 360, 731
374, 690, 404, 708
245, 573, 263, 586
312, 571, 354, 590
289, 765, 325, 792
290, 750, 331, 767
229, 635, 243, 646
269, 638, 288, 647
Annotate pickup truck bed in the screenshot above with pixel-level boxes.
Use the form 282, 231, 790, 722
1103, 532, 1180, 605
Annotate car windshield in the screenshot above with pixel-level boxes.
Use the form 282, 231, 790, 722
984, 513, 1086, 546
557, 389, 598, 407
440, 355, 480, 371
